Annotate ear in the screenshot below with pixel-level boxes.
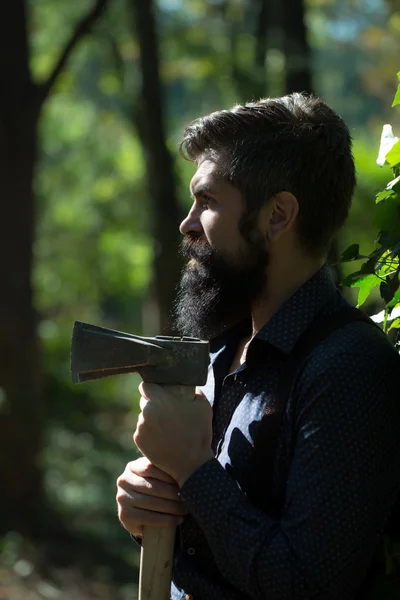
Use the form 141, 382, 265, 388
265, 192, 299, 241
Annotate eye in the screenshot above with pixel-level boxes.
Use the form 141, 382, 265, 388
200, 195, 214, 209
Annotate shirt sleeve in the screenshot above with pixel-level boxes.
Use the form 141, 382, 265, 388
179, 350, 400, 600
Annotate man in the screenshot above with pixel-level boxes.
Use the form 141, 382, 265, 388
116, 93, 400, 599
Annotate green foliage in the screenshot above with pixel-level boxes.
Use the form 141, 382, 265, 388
341, 78, 400, 334
386, 141, 400, 169
339, 243, 362, 262
391, 72, 400, 107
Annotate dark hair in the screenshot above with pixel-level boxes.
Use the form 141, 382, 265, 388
179, 93, 356, 258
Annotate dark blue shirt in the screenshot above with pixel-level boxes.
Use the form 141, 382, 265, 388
171, 264, 400, 600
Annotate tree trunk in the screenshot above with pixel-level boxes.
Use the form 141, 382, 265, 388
0, 0, 111, 536
279, 0, 341, 280
0, 0, 44, 535
253, 0, 269, 99
131, 0, 183, 335
281, 0, 312, 95
0, 113, 44, 536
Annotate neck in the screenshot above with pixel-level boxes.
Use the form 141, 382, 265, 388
250, 254, 326, 336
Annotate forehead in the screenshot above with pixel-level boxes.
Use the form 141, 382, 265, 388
190, 158, 225, 193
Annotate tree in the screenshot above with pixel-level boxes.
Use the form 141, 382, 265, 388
0, 0, 110, 536
282, 0, 312, 95
130, 0, 183, 334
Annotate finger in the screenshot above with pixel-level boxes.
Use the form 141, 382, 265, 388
128, 459, 178, 485
139, 395, 148, 411
119, 506, 185, 533
118, 488, 187, 516
118, 472, 182, 501
139, 381, 160, 400
140, 478, 183, 502
138, 381, 146, 398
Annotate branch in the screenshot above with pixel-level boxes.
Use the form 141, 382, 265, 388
39, 0, 111, 102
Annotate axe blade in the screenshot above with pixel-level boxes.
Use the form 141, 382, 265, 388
71, 321, 165, 383
71, 321, 210, 386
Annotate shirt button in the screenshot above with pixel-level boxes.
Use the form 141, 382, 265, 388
187, 547, 195, 555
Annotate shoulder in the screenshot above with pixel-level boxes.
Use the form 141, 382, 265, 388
310, 313, 398, 369
293, 312, 399, 417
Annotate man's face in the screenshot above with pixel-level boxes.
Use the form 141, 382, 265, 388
180, 157, 247, 260
172, 157, 269, 340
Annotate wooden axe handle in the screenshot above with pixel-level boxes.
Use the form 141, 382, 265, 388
138, 384, 196, 600
139, 525, 176, 600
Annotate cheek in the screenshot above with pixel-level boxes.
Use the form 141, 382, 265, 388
200, 212, 218, 246
201, 211, 241, 250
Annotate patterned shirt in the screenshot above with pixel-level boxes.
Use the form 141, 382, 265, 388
170, 263, 400, 600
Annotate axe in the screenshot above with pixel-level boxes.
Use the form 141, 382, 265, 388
70, 320, 209, 600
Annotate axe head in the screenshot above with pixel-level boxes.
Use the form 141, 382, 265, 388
71, 321, 209, 386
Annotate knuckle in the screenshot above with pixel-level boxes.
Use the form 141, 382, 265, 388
134, 456, 152, 476
138, 456, 151, 468
141, 462, 154, 477
141, 401, 152, 417
118, 504, 134, 522
116, 489, 125, 503
127, 458, 141, 472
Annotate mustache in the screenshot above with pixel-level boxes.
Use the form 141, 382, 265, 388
180, 234, 213, 261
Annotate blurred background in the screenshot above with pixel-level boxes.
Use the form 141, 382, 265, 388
0, 0, 399, 598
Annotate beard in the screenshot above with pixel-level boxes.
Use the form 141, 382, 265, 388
172, 232, 269, 340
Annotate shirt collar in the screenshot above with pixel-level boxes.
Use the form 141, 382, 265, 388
254, 263, 339, 354
209, 318, 251, 359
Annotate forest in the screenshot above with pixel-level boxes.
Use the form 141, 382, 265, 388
1, 0, 400, 598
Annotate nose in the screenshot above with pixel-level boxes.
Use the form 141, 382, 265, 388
179, 203, 203, 235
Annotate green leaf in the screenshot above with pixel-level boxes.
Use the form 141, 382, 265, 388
392, 84, 400, 107
342, 271, 363, 287
388, 288, 400, 308
340, 243, 360, 262
351, 274, 381, 307
342, 254, 381, 288
380, 280, 393, 303
389, 317, 400, 331
375, 189, 397, 204
374, 197, 400, 234
376, 250, 399, 277
377, 231, 400, 252
392, 73, 400, 107
385, 139, 400, 168
391, 242, 400, 258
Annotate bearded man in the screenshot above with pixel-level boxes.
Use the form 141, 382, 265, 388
116, 94, 400, 599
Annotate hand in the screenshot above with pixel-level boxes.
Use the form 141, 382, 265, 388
116, 457, 187, 537
134, 383, 214, 487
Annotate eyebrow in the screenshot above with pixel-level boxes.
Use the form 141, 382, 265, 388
190, 183, 216, 200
